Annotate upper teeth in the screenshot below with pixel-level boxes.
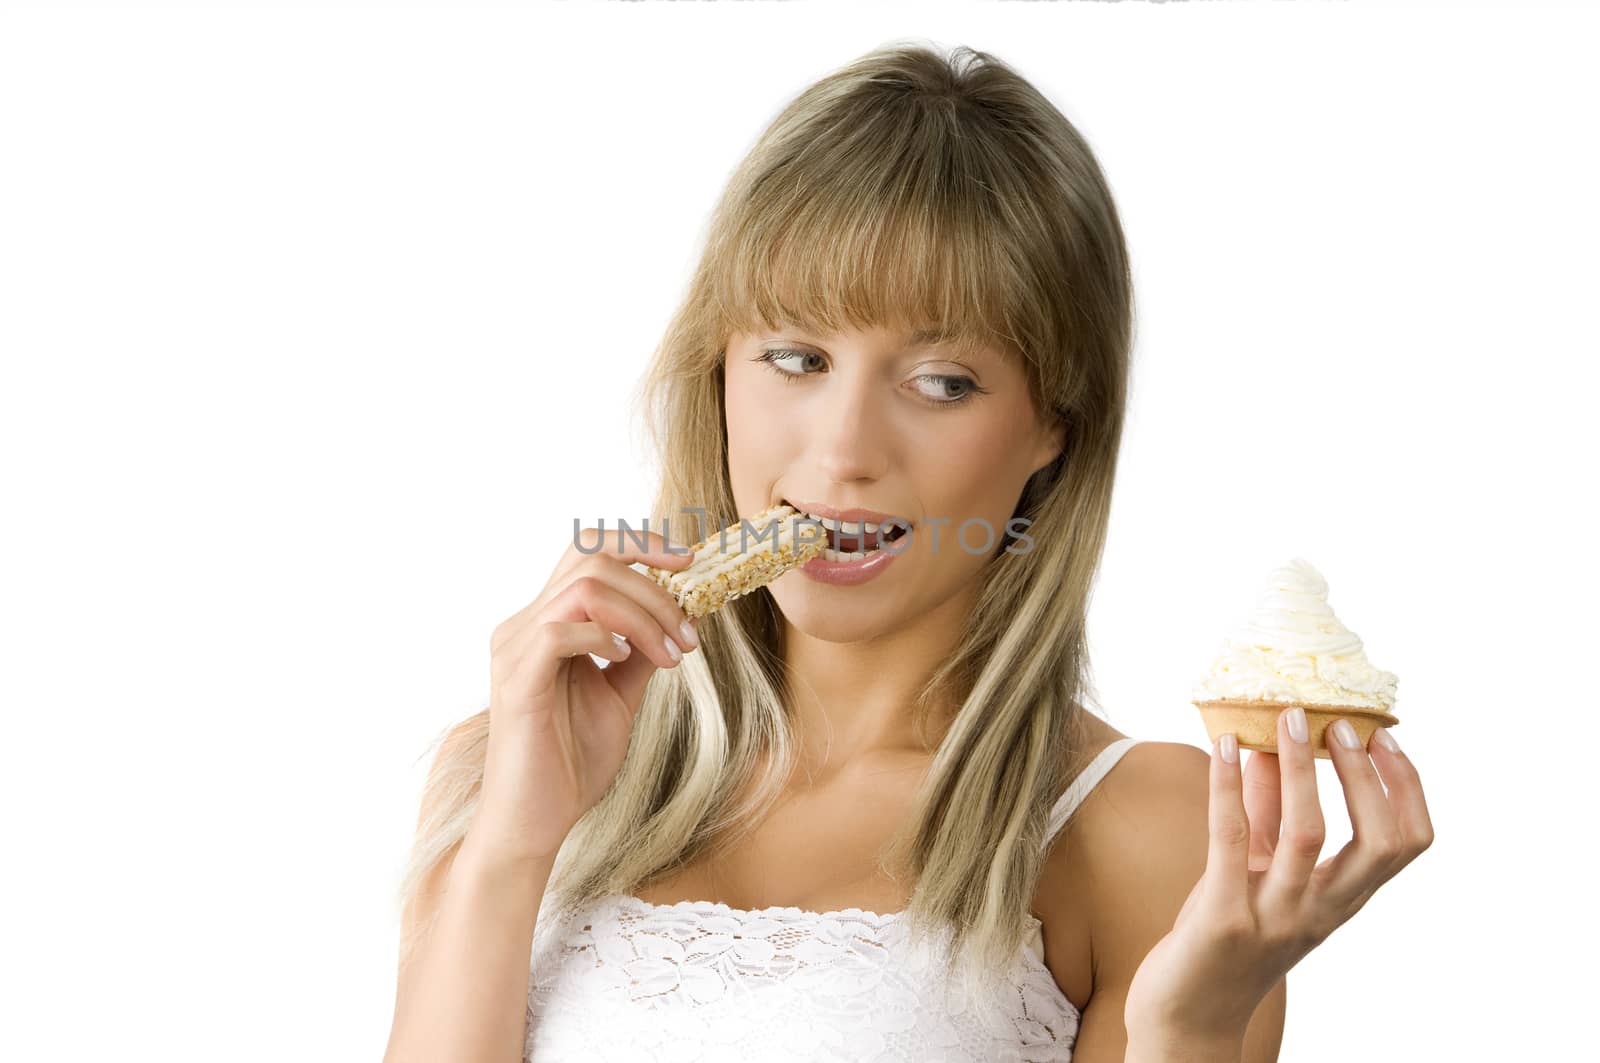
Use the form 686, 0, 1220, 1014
803, 512, 881, 534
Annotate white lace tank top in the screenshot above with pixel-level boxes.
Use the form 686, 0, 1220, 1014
524, 736, 1143, 1062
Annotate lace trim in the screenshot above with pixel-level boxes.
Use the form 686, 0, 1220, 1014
610, 894, 907, 925
527, 892, 1080, 1062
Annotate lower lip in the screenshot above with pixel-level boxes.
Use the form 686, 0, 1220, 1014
800, 538, 905, 585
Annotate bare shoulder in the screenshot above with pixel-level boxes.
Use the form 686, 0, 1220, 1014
1069, 739, 1211, 964
1080, 739, 1210, 855
1041, 733, 1286, 1061
1055, 713, 1210, 848
1034, 732, 1209, 1013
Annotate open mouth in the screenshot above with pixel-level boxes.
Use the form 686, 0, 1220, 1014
782, 501, 910, 560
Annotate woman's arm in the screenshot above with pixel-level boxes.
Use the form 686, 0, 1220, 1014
382, 725, 558, 1063
1050, 742, 1285, 1063
383, 835, 554, 1063
1067, 711, 1433, 1061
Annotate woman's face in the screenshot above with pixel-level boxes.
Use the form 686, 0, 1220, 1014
722, 322, 1065, 643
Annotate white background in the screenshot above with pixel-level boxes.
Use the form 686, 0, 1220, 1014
2, 2, 1594, 1060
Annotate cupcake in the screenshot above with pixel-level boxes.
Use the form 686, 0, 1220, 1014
1191, 558, 1398, 759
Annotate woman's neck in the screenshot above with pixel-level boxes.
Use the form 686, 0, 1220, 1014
779, 584, 974, 772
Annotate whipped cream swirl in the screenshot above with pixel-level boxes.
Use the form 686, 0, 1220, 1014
1191, 558, 1398, 711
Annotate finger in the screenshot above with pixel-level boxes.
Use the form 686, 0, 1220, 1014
602, 617, 696, 708
570, 556, 699, 657
1242, 749, 1282, 872
502, 554, 697, 659
1261, 706, 1326, 904
1308, 717, 1405, 911
569, 621, 632, 663
552, 524, 697, 585
1367, 728, 1434, 870
1206, 732, 1250, 911
499, 619, 629, 711
495, 525, 695, 644
503, 576, 684, 674
1368, 729, 1434, 856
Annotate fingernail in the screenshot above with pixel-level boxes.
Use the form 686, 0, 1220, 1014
1373, 727, 1401, 753
1331, 718, 1361, 751
663, 636, 683, 663
1286, 706, 1309, 744
611, 632, 630, 657
1219, 733, 1239, 764
678, 618, 699, 650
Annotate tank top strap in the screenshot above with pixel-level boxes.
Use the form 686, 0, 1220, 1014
1042, 736, 1143, 851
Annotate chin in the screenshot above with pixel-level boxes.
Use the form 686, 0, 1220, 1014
770, 588, 909, 643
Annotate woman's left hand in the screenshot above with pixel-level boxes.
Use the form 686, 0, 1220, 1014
1123, 707, 1435, 1046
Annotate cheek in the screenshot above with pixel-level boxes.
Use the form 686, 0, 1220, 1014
916, 416, 1030, 513
723, 365, 787, 496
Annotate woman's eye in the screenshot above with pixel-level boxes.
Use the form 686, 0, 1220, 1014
754, 348, 986, 409
756, 349, 824, 378
911, 375, 980, 405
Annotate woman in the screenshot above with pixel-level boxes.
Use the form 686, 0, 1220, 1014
383, 42, 1433, 1063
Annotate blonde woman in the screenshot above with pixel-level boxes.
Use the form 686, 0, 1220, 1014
383, 42, 1434, 1063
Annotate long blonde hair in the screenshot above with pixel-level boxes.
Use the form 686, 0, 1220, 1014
396, 40, 1134, 998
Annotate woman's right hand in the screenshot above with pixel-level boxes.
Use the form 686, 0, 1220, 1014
476, 527, 699, 862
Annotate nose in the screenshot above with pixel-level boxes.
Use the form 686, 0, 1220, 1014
809, 367, 893, 485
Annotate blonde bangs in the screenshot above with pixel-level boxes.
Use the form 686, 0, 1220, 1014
708, 102, 1023, 367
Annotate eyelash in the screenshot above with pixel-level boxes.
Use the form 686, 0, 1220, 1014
754, 348, 989, 409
